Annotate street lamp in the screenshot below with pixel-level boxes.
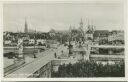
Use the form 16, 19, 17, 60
33, 29, 37, 58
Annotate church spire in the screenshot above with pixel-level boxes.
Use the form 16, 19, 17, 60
24, 18, 28, 33
69, 25, 72, 32
79, 18, 83, 29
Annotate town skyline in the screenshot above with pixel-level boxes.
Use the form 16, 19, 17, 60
3, 0, 124, 32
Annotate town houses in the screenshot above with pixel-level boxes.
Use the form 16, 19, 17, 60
3, 19, 124, 47
3, 18, 125, 78
108, 30, 124, 45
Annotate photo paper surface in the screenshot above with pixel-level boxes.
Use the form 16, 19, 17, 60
1, 0, 127, 81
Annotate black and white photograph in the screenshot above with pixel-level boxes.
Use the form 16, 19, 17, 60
2, 0, 126, 79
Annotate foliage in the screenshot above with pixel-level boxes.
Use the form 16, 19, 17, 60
4, 52, 18, 59
52, 60, 125, 77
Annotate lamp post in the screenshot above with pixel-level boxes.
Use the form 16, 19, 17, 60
17, 37, 25, 62
33, 29, 37, 58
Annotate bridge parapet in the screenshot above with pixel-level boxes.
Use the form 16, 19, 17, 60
90, 55, 124, 61
5, 54, 53, 78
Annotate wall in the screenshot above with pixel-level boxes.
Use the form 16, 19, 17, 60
28, 61, 52, 78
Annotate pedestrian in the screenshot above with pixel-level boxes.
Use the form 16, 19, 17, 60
61, 50, 63, 55
54, 52, 57, 58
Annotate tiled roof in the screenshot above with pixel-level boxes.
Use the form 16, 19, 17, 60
93, 30, 109, 37
86, 30, 93, 34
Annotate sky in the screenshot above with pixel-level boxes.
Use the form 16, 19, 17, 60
3, 0, 124, 32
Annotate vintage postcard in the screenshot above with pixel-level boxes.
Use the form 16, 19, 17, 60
1, 0, 127, 81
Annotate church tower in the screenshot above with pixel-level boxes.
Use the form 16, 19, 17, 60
79, 18, 85, 43
79, 18, 83, 30
79, 18, 84, 35
24, 19, 28, 33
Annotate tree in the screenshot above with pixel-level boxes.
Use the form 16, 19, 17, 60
52, 60, 125, 77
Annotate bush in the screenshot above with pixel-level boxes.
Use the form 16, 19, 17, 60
52, 60, 125, 77
4, 52, 18, 59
